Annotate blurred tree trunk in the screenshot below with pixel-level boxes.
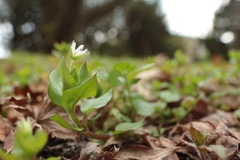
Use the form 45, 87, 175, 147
54, 0, 83, 43
42, 0, 128, 52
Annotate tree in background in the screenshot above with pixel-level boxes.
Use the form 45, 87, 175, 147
9, 0, 128, 51
125, 1, 183, 57
8, 0, 185, 57
206, 0, 240, 58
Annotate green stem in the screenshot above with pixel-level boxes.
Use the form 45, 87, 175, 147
112, 87, 125, 108
69, 59, 74, 71
82, 114, 89, 131
68, 112, 83, 128
125, 77, 135, 118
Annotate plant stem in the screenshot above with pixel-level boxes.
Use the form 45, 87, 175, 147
83, 131, 110, 140
82, 114, 89, 131
68, 112, 83, 128
69, 59, 74, 71
125, 77, 135, 118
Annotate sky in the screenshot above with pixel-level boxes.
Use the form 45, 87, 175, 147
161, 0, 229, 38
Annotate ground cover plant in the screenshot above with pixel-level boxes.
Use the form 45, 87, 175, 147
1, 42, 240, 159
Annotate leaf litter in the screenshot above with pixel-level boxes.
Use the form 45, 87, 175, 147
1, 57, 240, 159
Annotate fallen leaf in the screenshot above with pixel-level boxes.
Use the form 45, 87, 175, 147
115, 144, 178, 160
79, 142, 102, 160
0, 116, 14, 151
0, 116, 13, 141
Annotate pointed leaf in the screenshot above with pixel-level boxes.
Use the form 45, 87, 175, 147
107, 69, 125, 87
78, 61, 90, 85
48, 59, 77, 106
49, 114, 75, 130
71, 66, 79, 83
81, 89, 113, 115
58, 59, 76, 91
189, 127, 206, 146
62, 74, 98, 113
48, 69, 62, 106
127, 63, 154, 81
113, 62, 136, 73
115, 119, 144, 132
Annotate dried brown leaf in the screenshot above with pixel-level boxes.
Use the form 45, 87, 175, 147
79, 142, 102, 160
34, 97, 77, 140
115, 144, 178, 160
0, 116, 14, 151
219, 135, 240, 159
145, 136, 177, 150
0, 116, 13, 141
201, 110, 238, 126
3, 129, 14, 151
0, 96, 28, 107
188, 99, 208, 120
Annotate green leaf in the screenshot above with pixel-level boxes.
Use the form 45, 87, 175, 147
127, 63, 154, 81
49, 114, 75, 130
173, 107, 186, 118
159, 90, 181, 102
70, 66, 79, 83
107, 69, 125, 87
115, 119, 144, 132
181, 96, 196, 109
234, 109, 240, 118
48, 69, 63, 106
62, 74, 98, 113
0, 149, 19, 160
133, 99, 155, 116
81, 89, 113, 115
48, 59, 77, 106
189, 127, 206, 146
78, 61, 90, 85
111, 108, 132, 122
174, 50, 188, 65
0, 149, 20, 160
13, 120, 48, 158
113, 62, 136, 74
28, 130, 48, 154
58, 59, 77, 91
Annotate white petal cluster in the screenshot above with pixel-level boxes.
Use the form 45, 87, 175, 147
70, 41, 90, 60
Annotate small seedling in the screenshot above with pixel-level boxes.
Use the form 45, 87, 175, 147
108, 62, 154, 119
0, 118, 60, 160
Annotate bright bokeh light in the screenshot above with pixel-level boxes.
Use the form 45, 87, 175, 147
220, 31, 235, 43
0, 21, 13, 58
161, 0, 229, 38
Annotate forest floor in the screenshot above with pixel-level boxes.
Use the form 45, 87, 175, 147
1, 51, 240, 160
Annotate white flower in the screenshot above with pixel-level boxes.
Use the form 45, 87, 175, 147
69, 41, 90, 60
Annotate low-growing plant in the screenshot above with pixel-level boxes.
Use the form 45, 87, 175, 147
48, 41, 145, 140
48, 41, 113, 140
0, 118, 60, 160
107, 62, 155, 119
